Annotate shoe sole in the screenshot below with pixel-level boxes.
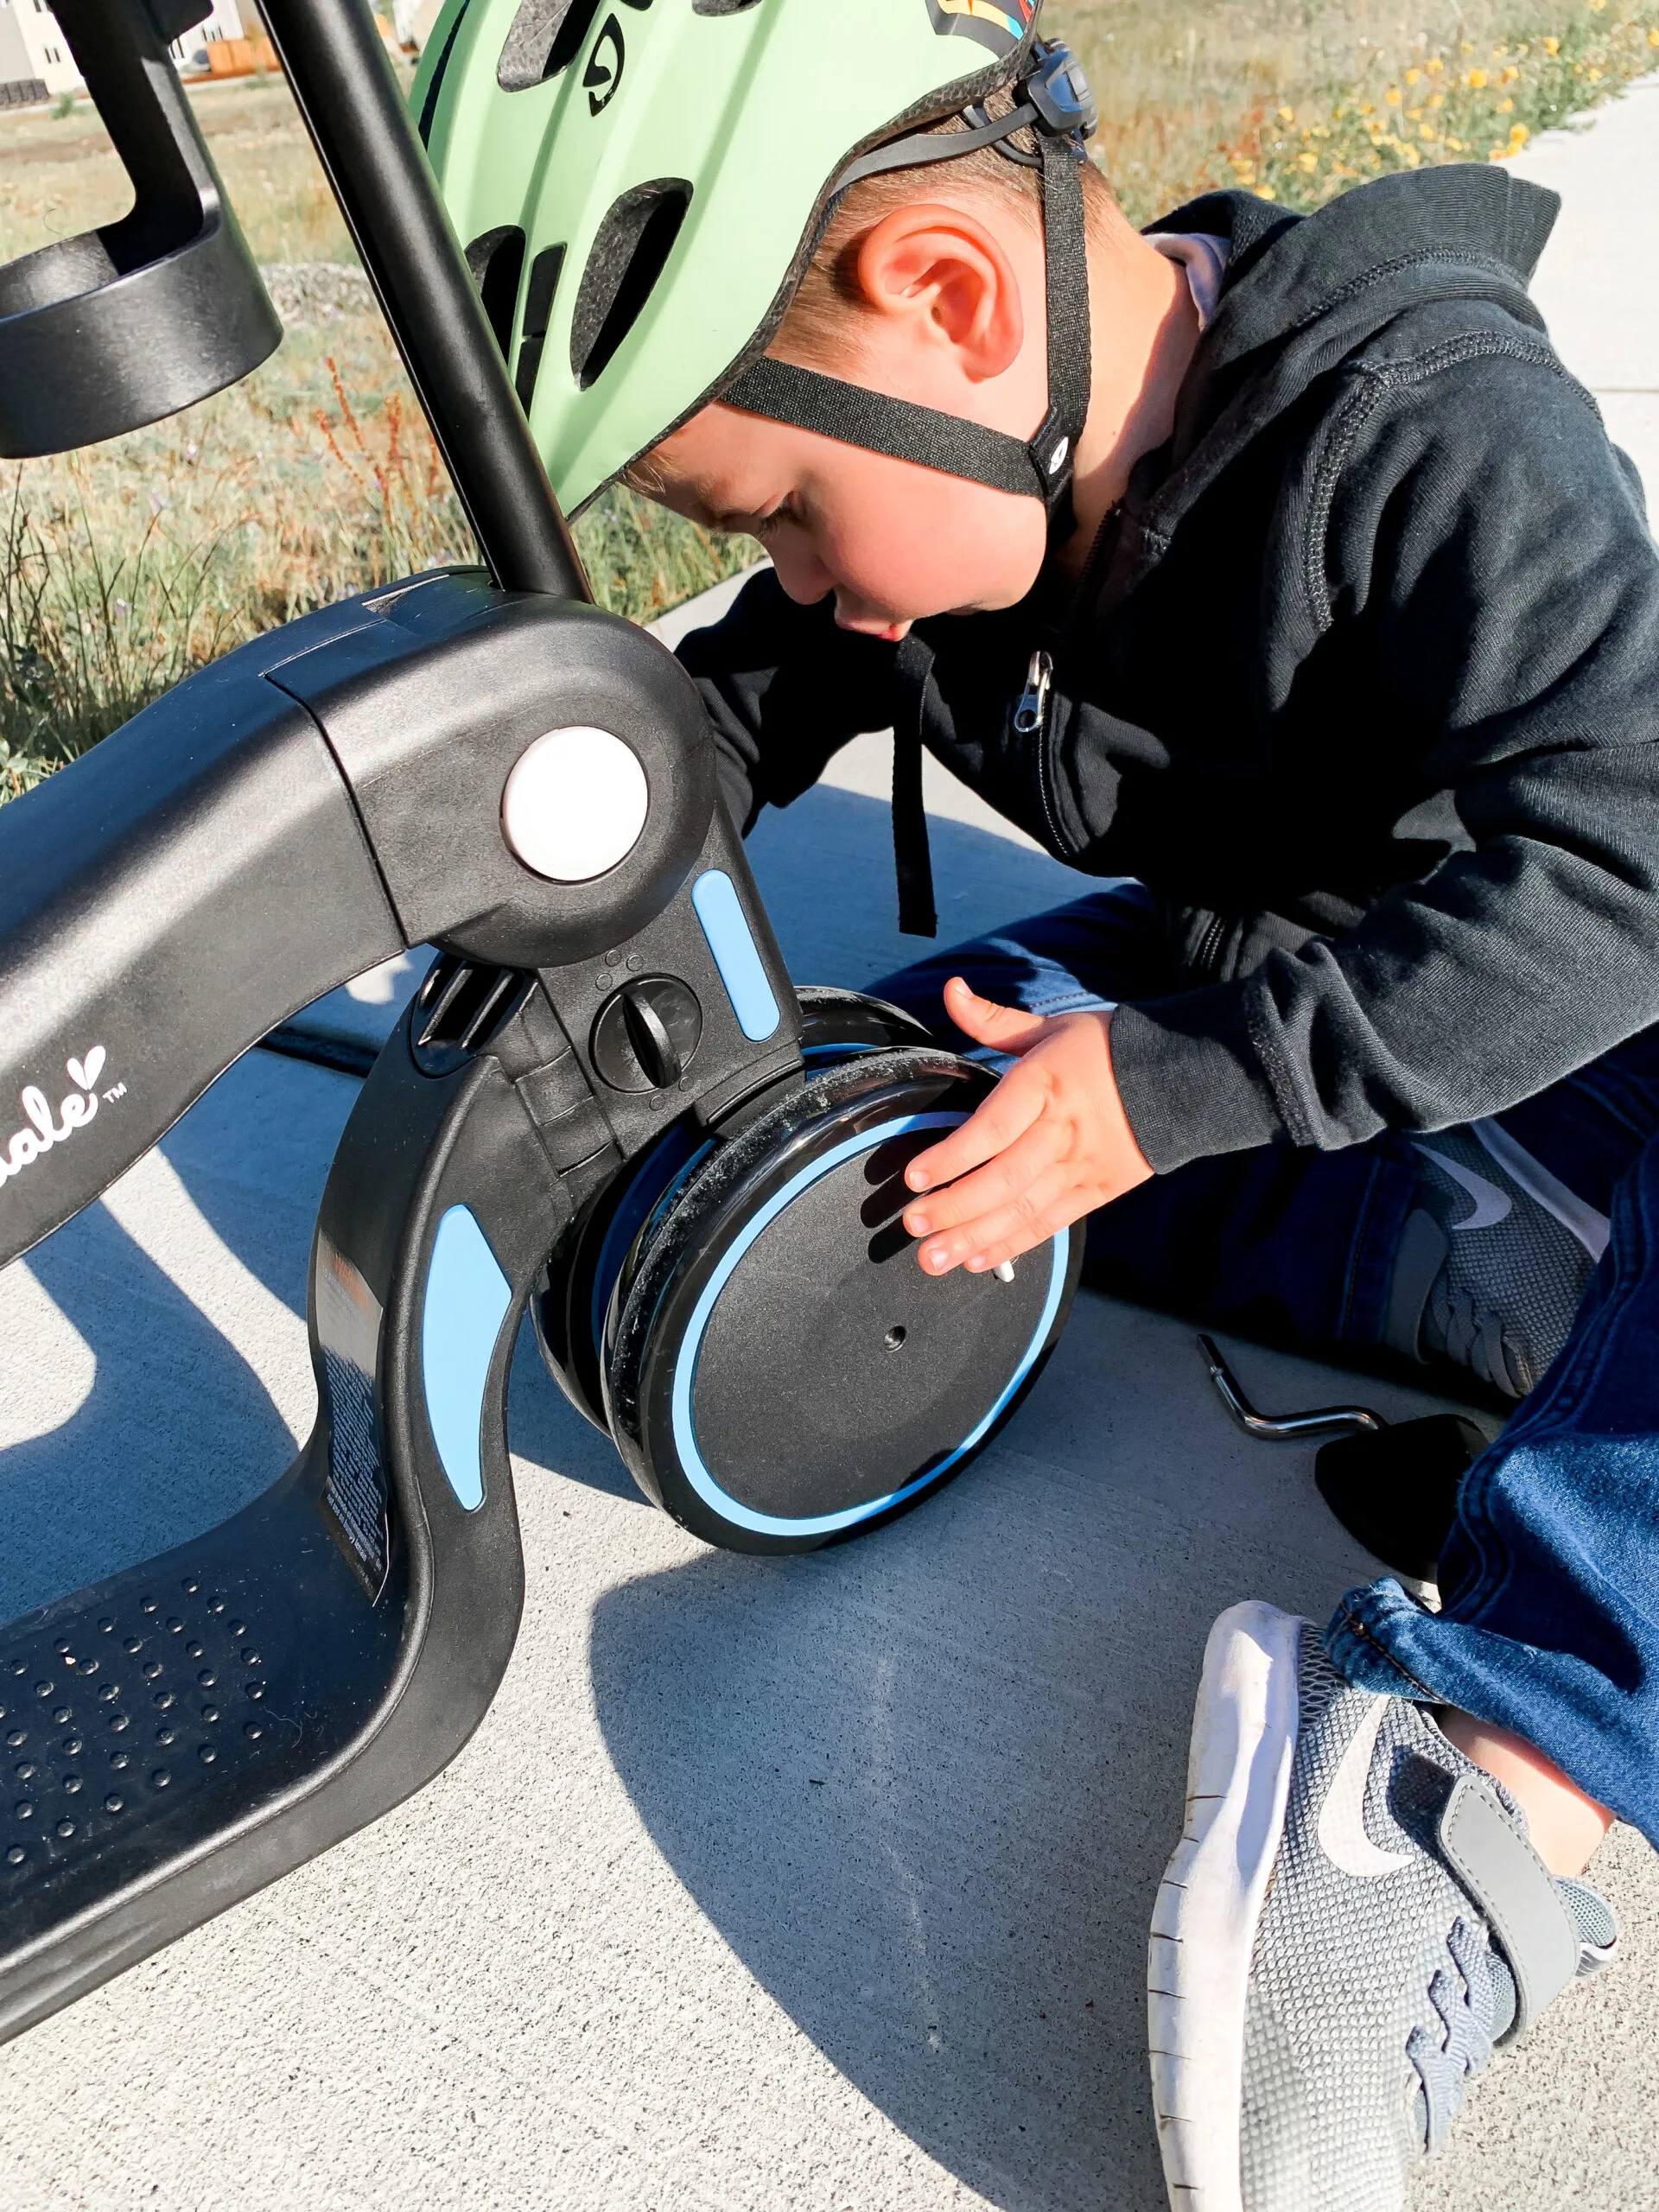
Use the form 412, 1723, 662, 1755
1148, 1600, 1305, 2211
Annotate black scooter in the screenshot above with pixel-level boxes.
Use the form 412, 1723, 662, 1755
0, 0, 1080, 2045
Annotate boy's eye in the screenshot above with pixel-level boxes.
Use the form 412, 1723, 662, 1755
753, 500, 794, 537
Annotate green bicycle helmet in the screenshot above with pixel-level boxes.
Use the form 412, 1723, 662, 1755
415, 0, 1098, 522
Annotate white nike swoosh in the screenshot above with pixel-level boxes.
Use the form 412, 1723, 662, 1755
1316, 1698, 1412, 1879
1414, 1143, 1512, 1233
1472, 1118, 1611, 1262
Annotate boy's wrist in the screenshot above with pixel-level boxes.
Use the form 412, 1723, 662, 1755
1104, 999, 1288, 1173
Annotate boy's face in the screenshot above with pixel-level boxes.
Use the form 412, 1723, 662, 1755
639, 194, 1056, 639
645, 403, 1049, 642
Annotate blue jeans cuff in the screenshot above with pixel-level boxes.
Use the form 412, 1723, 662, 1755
1324, 1578, 1450, 1705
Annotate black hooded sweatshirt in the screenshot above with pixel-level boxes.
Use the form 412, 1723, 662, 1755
677, 166, 1659, 1174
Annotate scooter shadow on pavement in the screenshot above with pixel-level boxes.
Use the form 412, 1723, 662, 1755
587, 1288, 1389, 2212
0, 1204, 298, 1622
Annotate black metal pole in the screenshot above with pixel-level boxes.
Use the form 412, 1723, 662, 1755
257, 0, 592, 602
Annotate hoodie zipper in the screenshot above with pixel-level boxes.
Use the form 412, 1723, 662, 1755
1192, 909, 1230, 980
1014, 648, 1069, 856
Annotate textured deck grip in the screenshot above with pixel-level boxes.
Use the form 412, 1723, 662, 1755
0, 1574, 296, 1890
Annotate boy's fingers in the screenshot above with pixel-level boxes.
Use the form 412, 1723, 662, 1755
903, 1060, 1048, 1194
942, 976, 1051, 1057
913, 1166, 1077, 1276
901, 1118, 1061, 1240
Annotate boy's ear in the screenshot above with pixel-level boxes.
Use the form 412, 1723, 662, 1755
852, 202, 1024, 382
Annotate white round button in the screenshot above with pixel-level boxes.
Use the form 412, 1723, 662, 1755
500, 725, 649, 882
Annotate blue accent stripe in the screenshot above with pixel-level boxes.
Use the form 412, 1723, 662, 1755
669, 1112, 1069, 1537
422, 1205, 512, 1512
692, 869, 780, 1041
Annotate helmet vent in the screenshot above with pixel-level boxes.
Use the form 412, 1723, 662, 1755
497, 0, 604, 92
417, 0, 474, 143
514, 243, 568, 413
465, 227, 526, 365
691, 0, 766, 12
570, 181, 691, 391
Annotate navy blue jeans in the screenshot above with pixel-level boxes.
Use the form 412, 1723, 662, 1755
877, 887, 1659, 1838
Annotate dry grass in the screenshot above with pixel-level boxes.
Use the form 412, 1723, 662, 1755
2, 15, 1654, 798
0, 77, 351, 264
0, 73, 753, 796
1062, 0, 1659, 219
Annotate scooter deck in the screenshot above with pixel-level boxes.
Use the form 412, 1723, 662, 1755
0, 1445, 404, 2043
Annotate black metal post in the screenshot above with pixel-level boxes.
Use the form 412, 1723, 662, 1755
257, 0, 591, 602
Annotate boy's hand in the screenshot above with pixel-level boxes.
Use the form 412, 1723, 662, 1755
902, 976, 1153, 1274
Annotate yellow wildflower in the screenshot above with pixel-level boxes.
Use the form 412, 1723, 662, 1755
1587, 0, 1605, 11
1650, 25, 1659, 44
1420, 123, 1438, 141
1502, 65, 1520, 80
1510, 122, 1529, 144
1259, 186, 1277, 201
1428, 92, 1445, 107
1460, 41, 1475, 54
1427, 56, 1445, 73
1406, 66, 1421, 83
1402, 142, 1422, 166
1359, 99, 1375, 114
1446, 137, 1464, 149
1386, 86, 1402, 104
1497, 97, 1514, 111
1588, 64, 1603, 79
1543, 35, 1560, 54
1278, 105, 1295, 122
1465, 67, 1488, 87
1297, 151, 1319, 171
1407, 105, 1423, 118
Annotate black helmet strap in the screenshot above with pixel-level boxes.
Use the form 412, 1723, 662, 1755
724, 66, 1094, 549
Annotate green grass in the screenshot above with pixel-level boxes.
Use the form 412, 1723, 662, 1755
3, 9, 1656, 798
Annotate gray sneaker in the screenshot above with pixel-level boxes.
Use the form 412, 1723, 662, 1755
1382, 1122, 1606, 1398
1148, 1601, 1618, 2211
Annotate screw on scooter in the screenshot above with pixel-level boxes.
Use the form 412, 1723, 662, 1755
1197, 1336, 1491, 1582
0, 0, 1081, 2041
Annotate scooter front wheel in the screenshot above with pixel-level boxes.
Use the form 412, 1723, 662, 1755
601, 1048, 1081, 1554
530, 986, 937, 1433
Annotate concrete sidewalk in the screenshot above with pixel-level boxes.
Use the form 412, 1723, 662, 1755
3, 86, 1658, 2212
1510, 72, 1659, 502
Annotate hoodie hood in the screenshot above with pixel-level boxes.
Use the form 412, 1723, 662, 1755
1128, 167, 1563, 526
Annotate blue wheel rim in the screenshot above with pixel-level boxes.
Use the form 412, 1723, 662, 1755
667, 1111, 1071, 1539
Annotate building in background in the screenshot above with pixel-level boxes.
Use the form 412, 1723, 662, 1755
0, 0, 245, 105
399, 0, 446, 51
0, 1, 46, 108
168, 0, 246, 75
